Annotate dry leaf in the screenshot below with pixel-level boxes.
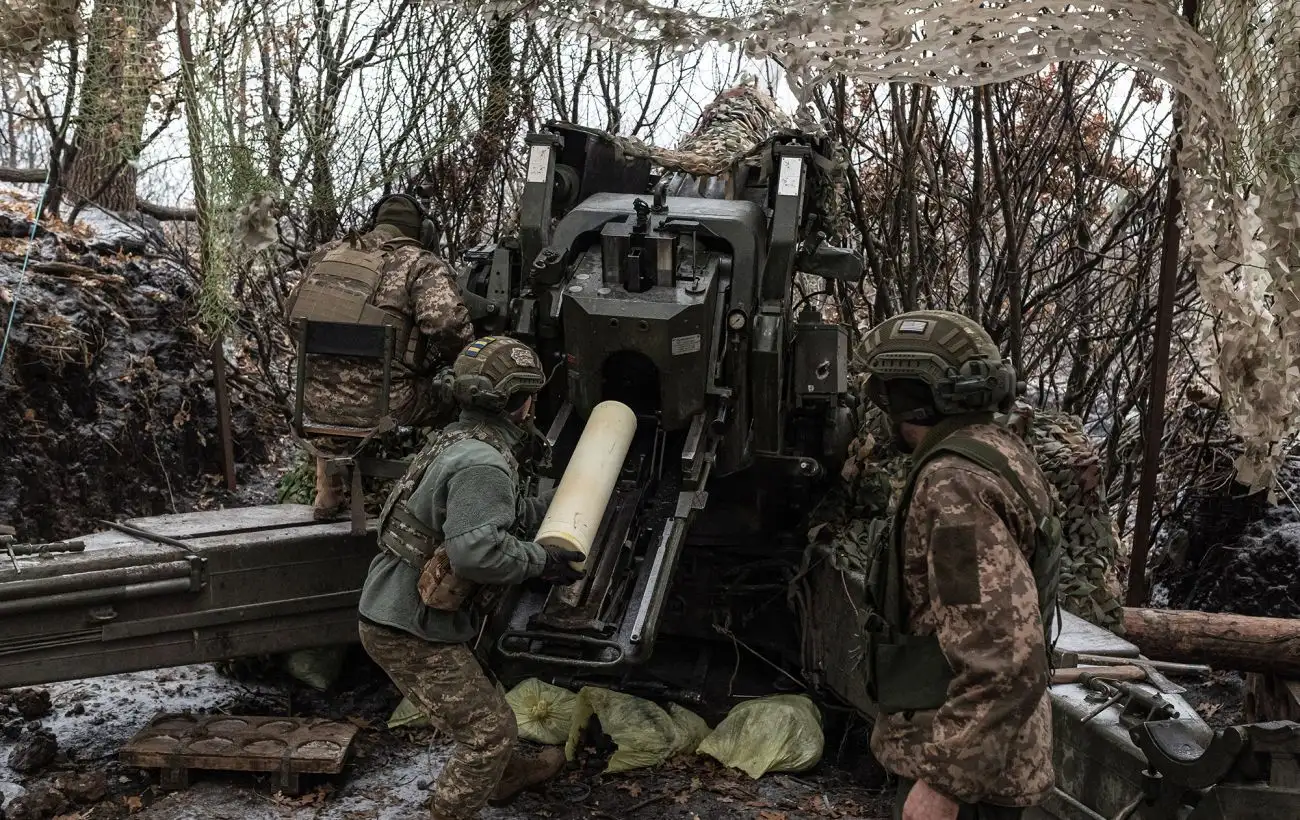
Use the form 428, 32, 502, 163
615, 781, 643, 797
759, 812, 787, 820
123, 795, 143, 812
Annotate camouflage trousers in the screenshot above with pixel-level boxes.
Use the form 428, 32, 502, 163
358, 621, 516, 819
893, 778, 1024, 820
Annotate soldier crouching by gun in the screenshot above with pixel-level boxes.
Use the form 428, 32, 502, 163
357, 335, 585, 819
286, 193, 474, 519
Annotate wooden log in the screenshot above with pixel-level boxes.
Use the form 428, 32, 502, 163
1122, 607, 1300, 677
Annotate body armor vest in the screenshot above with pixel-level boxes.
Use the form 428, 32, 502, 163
376, 421, 518, 612
862, 422, 1063, 715
286, 234, 427, 371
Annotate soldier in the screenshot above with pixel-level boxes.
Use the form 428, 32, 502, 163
357, 335, 584, 820
856, 311, 1062, 820
286, 193, 473, 519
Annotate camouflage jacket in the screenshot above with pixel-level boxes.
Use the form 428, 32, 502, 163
293, 224, 473, 428
869, 421, 1055, 807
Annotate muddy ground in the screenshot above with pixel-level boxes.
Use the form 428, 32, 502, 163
0, 657, 892, 820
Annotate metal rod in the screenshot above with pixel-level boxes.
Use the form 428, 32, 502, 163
98, 519, 199, 556
0, 560, 194, 603
0, 577, 196, 616
212, 336, 238, 491
1126, 0, 1199, 607
1050, 787, 1109, 820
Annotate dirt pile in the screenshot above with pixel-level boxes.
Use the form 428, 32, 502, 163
1149, 402, 1300, 618
0, 186, 283, 541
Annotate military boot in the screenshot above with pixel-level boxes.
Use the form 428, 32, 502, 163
312, 456, 348, 521
486, 744, 566, 806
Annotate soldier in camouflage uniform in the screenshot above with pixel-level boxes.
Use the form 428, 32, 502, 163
286, 193, 474, 519
856, 311, 1061, 820
357, 335, 584, 820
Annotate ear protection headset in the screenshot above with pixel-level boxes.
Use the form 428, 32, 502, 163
370, 192, 439, 251
935, 358, 1018, 414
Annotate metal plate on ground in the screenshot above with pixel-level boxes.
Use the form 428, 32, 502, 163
119, 713, 358, 793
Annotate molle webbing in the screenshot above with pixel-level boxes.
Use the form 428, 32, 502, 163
287, 239, 423, 370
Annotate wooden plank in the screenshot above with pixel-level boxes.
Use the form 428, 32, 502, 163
120, 713, 358, 793
1245, 673, 1300, 723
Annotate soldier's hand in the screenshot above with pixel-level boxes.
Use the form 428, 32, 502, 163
539, 545, 585, 586
901, 780, 959, 820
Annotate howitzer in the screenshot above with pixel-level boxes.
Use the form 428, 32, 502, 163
458, 122, 861, 674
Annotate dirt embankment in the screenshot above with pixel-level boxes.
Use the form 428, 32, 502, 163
0, 189, 283, 541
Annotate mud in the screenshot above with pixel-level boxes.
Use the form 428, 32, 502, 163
0, 186, 282, 542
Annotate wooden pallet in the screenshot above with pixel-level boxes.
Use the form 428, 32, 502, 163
119, 713, 359, 794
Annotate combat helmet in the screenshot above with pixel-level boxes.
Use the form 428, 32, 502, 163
858, 310, 1016, 421
447, 336, 546, 413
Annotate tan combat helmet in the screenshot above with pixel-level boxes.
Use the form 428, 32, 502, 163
858, 310, 1016, 419
447, 336, 546, 413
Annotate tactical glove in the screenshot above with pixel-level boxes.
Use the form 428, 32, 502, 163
539, 544, 585, 586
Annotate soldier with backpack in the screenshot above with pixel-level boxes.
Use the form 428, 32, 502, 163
856, 310, 1063, 820
286, 193, 474, 518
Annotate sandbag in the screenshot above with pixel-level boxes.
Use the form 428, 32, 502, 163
697, 694, 824, 778
280, 646, 347, 691
564, 687, 710, 772
505, 678, 577, 745
387, 696, 429, 729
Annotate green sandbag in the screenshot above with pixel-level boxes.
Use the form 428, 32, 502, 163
505, 678, 577, 745
388, 696, 430, 729
280, 646, 347, 691
564, 686, 711, 772
697, 694, 824, 778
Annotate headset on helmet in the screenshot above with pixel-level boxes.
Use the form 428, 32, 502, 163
369, 192, 440, 251
858, 310, 1018, 418
436, 335, 546, 414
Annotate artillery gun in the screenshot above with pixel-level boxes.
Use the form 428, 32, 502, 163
456, 121, 861, 687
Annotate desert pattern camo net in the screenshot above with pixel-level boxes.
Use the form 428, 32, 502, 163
439, 0, 1300, 494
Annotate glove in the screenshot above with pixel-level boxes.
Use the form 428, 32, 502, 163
539, 544, 585, 586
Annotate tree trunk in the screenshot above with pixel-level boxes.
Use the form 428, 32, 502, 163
1122, 607, 1300, 677
62, 0, 172, 215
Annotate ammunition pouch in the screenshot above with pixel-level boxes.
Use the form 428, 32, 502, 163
417, 546, 479, 611
866, 631, 954, 714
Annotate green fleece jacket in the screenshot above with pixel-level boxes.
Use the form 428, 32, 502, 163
357, 409, 553, 643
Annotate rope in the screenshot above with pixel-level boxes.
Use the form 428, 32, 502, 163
0, 164, 54, 372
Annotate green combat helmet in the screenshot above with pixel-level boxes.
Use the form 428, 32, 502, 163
446, 335, 546, 413
857, 309, 1017, 419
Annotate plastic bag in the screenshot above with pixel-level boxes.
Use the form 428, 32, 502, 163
280, 647, 347, 691
505, 678, 577, 745
564, 687, 711, 772
387, 696, 430, 729
697, 694, 824, 778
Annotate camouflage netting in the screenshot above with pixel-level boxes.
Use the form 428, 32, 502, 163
809, 374, 1125, 631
